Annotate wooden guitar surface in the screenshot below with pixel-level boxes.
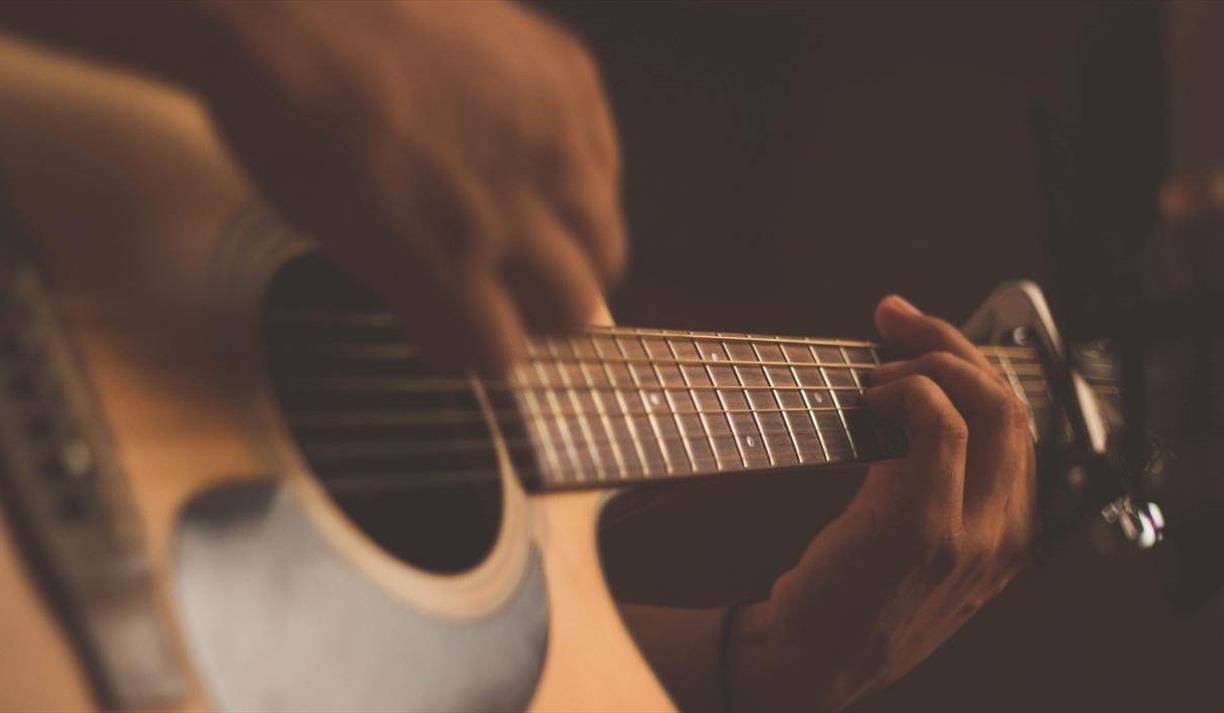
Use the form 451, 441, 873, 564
0, 35, 671, 713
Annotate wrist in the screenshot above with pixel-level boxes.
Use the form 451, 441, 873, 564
726, 599, 856, 712
724, 600, 789, 711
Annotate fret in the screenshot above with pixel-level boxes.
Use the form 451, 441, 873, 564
278, 301, 1080, 493
580, 337, 666, 477
707, 340, 772, 467
778, 343, 829, 463
640, 337, 715, 471
527, 347, 595, 481
622, 339, 689, 475
306, 375, 870, 396
550, 339, 618, 480
728, 342, 774, 461
994, 350, 1038, 438
811, 344, 858, 460
587, 339, 646, 479
583, 338, 642, 480
839, 344, 886, 458
861, 345, 905, 457
842, 346, 877, 374
591, 325, 881, 353
749, 342, 802, 466
814, 412, 855, 461
780, 342, 817, 364
788, 358, 834, 461
511, 361, 569, 483
496, 328, 1069, 491
525, 352, 882, 370
667, 338, 744, 469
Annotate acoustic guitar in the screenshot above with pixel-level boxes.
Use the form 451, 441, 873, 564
0, 36, 1134, 712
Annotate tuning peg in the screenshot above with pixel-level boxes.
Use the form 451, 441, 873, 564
1101, 496, 1165, 550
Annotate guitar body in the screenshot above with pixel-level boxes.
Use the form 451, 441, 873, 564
0, 36, 671, 712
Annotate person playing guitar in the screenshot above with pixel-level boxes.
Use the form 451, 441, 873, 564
0, 2, 1034, 710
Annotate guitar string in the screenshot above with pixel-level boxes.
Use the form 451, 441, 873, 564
311, 385, 1059, 494
310, 380, 1062, 492
266, 312, 1042, 359
267, 310, 1044, 355
302, 426, 861, 472
284, 380, 1059, 488
265, 343, 1046, 370
274, 356, 1054, 451
301, 403, 916, 489
314, 452, 878, 493
279, 358, 1053, 417
267, 316, 1080, 489
299, 397, 1061, 493
280, 386, 1053, 427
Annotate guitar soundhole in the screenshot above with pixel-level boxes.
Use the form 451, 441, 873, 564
261, 255, 504, 574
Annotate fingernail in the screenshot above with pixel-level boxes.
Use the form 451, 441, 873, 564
887, 294, 921, 315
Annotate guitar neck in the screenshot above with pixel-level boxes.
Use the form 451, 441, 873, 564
501, 326, 1053, 491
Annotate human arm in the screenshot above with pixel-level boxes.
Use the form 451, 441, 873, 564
0, 0, 624, 372
625, 295, 1036, 712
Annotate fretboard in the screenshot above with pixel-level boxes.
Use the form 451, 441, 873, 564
504, 326, 1053, 491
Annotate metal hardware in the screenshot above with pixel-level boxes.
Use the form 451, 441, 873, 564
963, 281, 1165, 551
1101, 496, 1166, 550
0, 266, 184, 708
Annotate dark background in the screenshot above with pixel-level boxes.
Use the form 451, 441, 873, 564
540, 2, 1224, 711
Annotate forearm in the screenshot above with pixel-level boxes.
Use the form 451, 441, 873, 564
620, 601, 842, 713
724, 601, 853, 713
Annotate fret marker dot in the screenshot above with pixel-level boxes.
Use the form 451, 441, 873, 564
746, 435, 756, 448
650, 393, 662, 406
709, 352, 720, 361
813, 392, 824, 404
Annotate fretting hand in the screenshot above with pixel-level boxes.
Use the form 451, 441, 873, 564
728, 295, 1037, 711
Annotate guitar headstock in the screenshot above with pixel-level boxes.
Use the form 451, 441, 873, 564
964, 281, 1164, 551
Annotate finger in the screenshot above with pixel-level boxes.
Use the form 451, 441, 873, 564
384, 268, 527, 376
870, 351, 1030, 520
532, 28, 626, 285
863, 375, 968, 530
500, 198, 606, 334
569, 41, 622, 178
334, 234, 521, 374
870, 351, 1016, 422
551, 164, 627, 285
873, 295, 994, 375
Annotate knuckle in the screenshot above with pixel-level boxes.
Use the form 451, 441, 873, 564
571, 44, 601, 85
902, 375, 969, 443
548, 27, 601, 90
991, 390, 1031, 431
903, 374, 943, 406
933, 319, 965, 345
1005, 394, 1031, 429
998, 528, 1032, 570
937, 412, 970, 444
597, 230, 628, 281
925, 533, 966, 583
910, 524, 966, 582
916, 316, 959, 347
921, 350, 961, 374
